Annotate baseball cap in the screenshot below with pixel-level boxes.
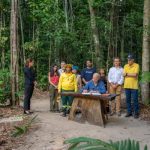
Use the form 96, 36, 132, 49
66, 64, 72, 68
72, 66, 79, 71
127, 54, 135, 60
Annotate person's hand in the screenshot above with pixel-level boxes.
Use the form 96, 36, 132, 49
101, 93, 110, 97
113, 84, 118, 89
34, 81, 37, 86
58, 91, 61, 94
55, 85, 58, 89
83, 90, 88, 93
111, 83, 116, 89
123, 73, 127, 77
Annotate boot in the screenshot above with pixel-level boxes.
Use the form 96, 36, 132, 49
61, 108, 67, 117
66, 108, 71, 114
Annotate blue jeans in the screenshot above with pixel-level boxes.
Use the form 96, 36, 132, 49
125, 89, 139, 114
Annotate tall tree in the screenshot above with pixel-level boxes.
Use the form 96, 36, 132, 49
10, 0, 19, 106
141, 0, 150, 104
88, 0, 101, 69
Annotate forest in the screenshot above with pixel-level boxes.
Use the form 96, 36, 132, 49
0, 0, 150, 106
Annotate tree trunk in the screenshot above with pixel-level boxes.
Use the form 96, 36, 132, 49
0, 11, 5, 70
88, 0, 101, 69
18, 0, 25, 64
141, 0, 150, 104
120, 18, 125, 64
10, 0, 19, 106
1, 48, 5, 70
64, 0, 69, 32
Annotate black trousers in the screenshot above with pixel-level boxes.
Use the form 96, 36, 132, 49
24, 84, 34, 111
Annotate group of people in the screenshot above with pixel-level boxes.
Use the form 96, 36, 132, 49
23, 54, 140, 119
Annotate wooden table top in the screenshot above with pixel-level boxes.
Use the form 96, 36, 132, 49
60, 92, 118, 101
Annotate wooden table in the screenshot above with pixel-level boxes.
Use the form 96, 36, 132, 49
61, 92, 118, 127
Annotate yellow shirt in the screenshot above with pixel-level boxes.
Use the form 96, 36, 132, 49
58, 72, 77, 92
123, 63, 139, 89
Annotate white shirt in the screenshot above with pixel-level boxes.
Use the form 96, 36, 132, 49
58, 69, 65, 75
108, 67, 124, 85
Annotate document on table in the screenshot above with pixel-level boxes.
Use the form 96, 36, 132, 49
82, 92, 101, 96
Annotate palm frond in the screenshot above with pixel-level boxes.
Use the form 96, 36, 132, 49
65, 137, 148, 150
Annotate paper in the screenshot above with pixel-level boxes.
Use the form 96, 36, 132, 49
82, 92, 101, 96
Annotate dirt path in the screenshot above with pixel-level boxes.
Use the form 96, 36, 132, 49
16, 93, 150, 150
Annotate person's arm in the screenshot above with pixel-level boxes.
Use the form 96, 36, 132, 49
82, 82, 89, 93
108, 68, 113, 85
125, 65, 139, 78
74, 75, 78, 92
123, 65, 127, 77
108, 68, 115, 88
126, 73, 138, 78
48, 73, 57, 88
48, 72, 51, 83
81, 69, 87, 84
99, 81, 106, 94
117, 69, 124, 86
123, 65, 137, 77
82, 78, 87, 84
78, 75, 82, 89
58, 69, 61, 76
24, 68, 32, 80
58, 75, 63, 93
93, 67, 96, 73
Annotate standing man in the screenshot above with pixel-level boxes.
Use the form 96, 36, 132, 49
123, 54, 140, 119
81, 60, 96, 85
108, 57, 124, 116
58, 61, 66, 75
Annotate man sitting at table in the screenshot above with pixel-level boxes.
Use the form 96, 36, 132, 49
83, 73, 106, 94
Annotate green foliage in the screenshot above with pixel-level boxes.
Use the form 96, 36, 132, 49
37, 75, 48, 90
0, 69, 11, 104
141, 71, 150, 83
0, 0, 148, 93
11, 115, 38, 137
64, 137, 148, 150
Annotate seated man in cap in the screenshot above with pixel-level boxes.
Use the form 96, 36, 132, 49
83, 73, 106, 94
123, 54, 140, 119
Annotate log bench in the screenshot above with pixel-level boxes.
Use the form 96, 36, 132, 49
61, 92, 118, 127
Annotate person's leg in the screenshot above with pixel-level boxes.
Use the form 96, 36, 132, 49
125, 89, 132, 116
132, 89, 139, 117
116, 85, 122, 115
49, 85, 55, 111
28, 85, 34, 110
67, 95, 74, 114
61, 93, 68, 116
24, 85, 32, 112
54, 89, 59, 111
109, 85, 116, 114
68, 96, 74, 106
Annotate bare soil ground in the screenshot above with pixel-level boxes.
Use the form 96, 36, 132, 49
0, 107, 35, 150
13, 91, 150, 150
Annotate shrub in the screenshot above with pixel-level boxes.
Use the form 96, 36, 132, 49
0, 69, 11, 104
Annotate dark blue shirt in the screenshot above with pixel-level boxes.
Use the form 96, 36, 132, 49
83, 80, 106, 94
24, 67, 35, 85
81, 67, 96, 82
